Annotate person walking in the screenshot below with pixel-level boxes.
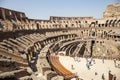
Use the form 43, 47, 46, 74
102, 73, 105, 80
113, 74, 116, 80
114, 59, 116, 67
102, 57, 104, 63
86, 63, 90, 70
71, 64, 74, 70
95, 72, 97, 75
93, 59, 96, 64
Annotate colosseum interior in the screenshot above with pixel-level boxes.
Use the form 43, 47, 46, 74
0, 2, 120, 80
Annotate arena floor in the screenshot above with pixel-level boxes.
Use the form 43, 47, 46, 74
59, 56, 120, 80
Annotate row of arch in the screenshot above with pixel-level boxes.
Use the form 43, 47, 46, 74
0, 18, 120, 31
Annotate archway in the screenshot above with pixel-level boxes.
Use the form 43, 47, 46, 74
89, 22, 95, 27
90, 40, 95, 57
36, 23, 39, 29
65, 24, 68, 28
117, 19, 120, 27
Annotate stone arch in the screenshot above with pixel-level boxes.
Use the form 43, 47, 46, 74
105, 20, 109, 27
116, 19, 120, 27
79, 21, 81, 28
109, 20, 113, 27
71, 24, 74, 27
112, 19, 117, 27
89, 22, 95, 27
81, 31, 83, 36
31, 24, 34, 29
98, 24, 101, 27
36, 23, 39, 29
91, 28, 96, 37
101, 24, 104, 27
65, 24, 68, 28
103, 31, 107, 38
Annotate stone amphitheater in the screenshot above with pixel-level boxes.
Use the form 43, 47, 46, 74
0, 2, 120, 80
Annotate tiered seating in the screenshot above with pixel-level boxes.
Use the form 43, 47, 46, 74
0, 31, 77, 80
0, 68, 31, 80
0, 47, 27, 63
0, 58, 31, 80
36, 43, 63, 80
38, 44, 53, 73
48, 56, 77, 80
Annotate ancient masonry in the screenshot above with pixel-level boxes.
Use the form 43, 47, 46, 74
0, 2, 120, 80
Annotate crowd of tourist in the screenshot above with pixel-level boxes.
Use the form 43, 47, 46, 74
70, 56, 119, 80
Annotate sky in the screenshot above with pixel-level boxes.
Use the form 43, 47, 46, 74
0, 0, 117, 20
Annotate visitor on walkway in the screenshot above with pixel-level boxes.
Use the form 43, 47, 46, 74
77, 57, 81, 62
86, 63, 90, 70
102, 58, 104, 63
93, 59, 96, 64
71, 64, 74, 70
102, 73, 105, 80
90, 57, 93, 62
86, 58, 88, 63
89, 61, 92, 65
95, 72, 97, 75
114, 59, 116, 67
74, 57, 77, 61
113, 74, 116, 80
109, 70, 111, 74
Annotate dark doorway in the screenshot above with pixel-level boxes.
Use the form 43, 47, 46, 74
90, 40, 95, 57
65, 24, 68, 28
37, 23, 39, 29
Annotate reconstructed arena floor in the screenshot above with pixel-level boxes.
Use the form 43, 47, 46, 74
59, 56, 120, 80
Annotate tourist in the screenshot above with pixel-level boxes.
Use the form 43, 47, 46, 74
114, 59, 116, 67
95, 72, 97, 75
74, 57, 77, 61
77, 57, 81, 62
118, 64, 120, 68
102, 73, 105, 80
86, 63, 90, 70
89, 61, 91, 65
113, 74, 116, 80
86, 58, 88, 63
109, 70, 111, 74
102, 58, 104, 63
71, 64, 74, 70
90, 57, 93, 62
93, 59, 95, 64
